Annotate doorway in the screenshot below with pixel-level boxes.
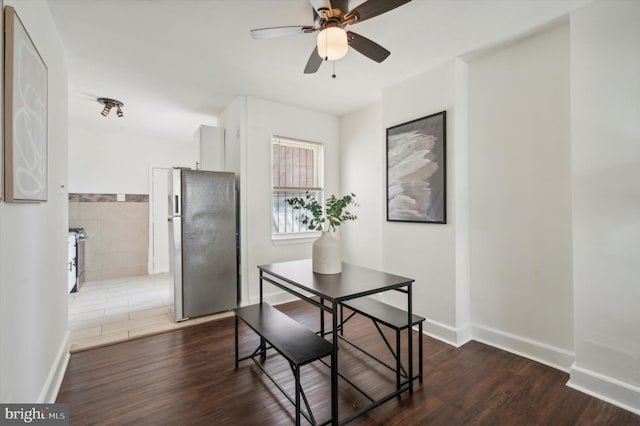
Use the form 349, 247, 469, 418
150, 166, 171, 274
67, 167, 176, 349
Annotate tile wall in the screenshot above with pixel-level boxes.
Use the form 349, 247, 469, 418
69, 193, 149, 281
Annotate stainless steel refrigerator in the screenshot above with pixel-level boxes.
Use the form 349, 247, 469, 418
168, 168, 238, 322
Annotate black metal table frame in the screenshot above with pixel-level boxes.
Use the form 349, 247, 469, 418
258, 262, 414, 425
336, 304, 424, 389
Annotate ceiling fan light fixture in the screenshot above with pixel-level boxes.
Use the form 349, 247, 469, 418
317, 27, 348, 61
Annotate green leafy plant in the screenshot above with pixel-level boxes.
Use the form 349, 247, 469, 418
287, 192, 357, 232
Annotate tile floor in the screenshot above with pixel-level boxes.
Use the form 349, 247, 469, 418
68, 273, 232, 352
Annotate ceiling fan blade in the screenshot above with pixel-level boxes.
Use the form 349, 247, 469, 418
347, 31, 390, 63
250, 26, 315, 40
304, 46, 323, 74
344, 0, 412, 24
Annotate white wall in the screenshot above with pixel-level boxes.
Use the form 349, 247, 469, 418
218, 96, 247, 302
337, 5, 640, 414
467, 24, 574, 369
243, 97, 340, 305
381, 61, 460, 343
452, 59, 471, 344
219, 97, 244, 179
568, 0, 640, 413
339, 103, 384, 269
68, 120, 194, 194
0, 0, 69, 402
341, 61, 470, 345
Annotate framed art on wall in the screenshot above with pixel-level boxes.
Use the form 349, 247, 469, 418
4, 5, 48, 203
386, 110, 446, 223
0, 0, 4, 200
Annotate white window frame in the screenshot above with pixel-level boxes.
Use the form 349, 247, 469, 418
271, 135, 324, 240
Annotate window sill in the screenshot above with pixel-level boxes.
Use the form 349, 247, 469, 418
271, 233, 320, 246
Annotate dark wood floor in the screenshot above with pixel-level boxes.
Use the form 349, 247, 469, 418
57, 300, 640, 425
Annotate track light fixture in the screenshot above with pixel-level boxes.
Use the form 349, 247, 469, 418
97, 97, 124, 117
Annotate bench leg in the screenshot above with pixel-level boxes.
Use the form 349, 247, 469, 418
419, 322, 423, 384
260, 337, 267, 358
294, 365, 301, 426
396, 330, 401, 391
234, 314, 239, 369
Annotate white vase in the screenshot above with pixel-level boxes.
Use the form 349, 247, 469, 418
312, 231, 341, 274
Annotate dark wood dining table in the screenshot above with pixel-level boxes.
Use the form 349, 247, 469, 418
258, 259, 415, 425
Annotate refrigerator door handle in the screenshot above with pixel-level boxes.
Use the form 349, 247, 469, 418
174, 194, 181, 216
170, 215, 185, 321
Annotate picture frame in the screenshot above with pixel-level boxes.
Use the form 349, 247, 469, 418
386, 111, 446, 223
0, 0, 4, 200
4, 5, 48, 203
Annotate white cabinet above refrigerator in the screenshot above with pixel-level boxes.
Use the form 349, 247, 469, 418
193, 125, 225, 171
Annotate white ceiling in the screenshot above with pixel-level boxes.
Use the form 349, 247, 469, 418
47, 0, 589, 142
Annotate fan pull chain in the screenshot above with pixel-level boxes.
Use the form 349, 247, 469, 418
332, 61, 337, 79
324, 31, 328, 61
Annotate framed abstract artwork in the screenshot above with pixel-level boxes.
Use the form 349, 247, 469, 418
386, 111, 446, 223
0, 0, 3, 199
4, 5, 48, 203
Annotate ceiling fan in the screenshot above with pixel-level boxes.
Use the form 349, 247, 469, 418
250, 0, 412, 74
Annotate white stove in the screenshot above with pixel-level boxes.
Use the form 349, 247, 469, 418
68, 228, 87, 293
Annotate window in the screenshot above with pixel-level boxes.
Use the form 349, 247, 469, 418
272, 136, 323, 238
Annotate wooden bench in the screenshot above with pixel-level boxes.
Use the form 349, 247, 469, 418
234, 302, 333, 425
340, 297, 425, 389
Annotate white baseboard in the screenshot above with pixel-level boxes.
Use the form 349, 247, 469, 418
424, 318, 472, 348
456, 323, 473, 347
470, 323, 574, 372
249, 291, 299, 306
39, 331, 70, 403
567, 364, 640, 415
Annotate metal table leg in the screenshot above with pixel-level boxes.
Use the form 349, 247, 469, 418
320, 297, 325, 337
408, 283, 413, 394
331, 300, 339, 425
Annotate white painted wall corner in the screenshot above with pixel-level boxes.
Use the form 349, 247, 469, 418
424, 318, 467, 347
